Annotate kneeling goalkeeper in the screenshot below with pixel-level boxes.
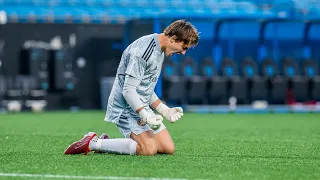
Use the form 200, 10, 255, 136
64, 20, 199, 156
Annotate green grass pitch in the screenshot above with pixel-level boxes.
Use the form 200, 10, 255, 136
0, 112, 320, 180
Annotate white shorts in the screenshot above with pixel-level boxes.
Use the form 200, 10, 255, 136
116, 111, 166, 138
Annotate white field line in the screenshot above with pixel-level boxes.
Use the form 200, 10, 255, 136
0, 173, 206, 180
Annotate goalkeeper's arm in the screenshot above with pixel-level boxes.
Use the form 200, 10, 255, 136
149, 92, 183, 122
122, 75, 163, 129
149, 92, 170, 115
149, 92, 162, 110
122, 74, 144, 114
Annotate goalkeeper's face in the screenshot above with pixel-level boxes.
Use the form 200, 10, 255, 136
162, 20, 199, 57
165, 39, 190, 57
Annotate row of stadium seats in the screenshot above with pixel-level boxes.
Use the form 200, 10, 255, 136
162, 57, 320, 105
2, 0, 319, 23
1, 7, 280, 24
0, 0, 257, 8
2, 0, 317, 23
1, 0, 317, 13
1, 6, 276, 21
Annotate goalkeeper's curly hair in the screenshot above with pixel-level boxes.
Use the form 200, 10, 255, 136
164, 20, 200, 47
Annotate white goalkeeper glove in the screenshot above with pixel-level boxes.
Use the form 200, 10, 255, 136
155, 103, 183, 123
138, 109, 163, 130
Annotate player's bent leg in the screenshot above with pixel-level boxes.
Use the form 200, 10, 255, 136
130, 130, 157, 156
64, 132, 137, 155
91, 130, 158, 156
154, 128, 175, 155
117, 114, 158, 156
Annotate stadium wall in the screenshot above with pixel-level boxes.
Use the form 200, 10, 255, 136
1, 21, 320, 111
0, 22, 154, 109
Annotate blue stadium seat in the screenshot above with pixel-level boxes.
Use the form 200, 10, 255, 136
241, 57, 268, 102
302, 59, 318, 79
180, 57, 207, 105
261, 58, 287, 104
200, 57, 228, 105
162, 58, 186, 105
301, 59, 320, 101
220, 57, 248, 104
201, 57, 216, 78
281, 57, 309, 102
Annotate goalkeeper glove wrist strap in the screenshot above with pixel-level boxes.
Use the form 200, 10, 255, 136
155, 102, 169, 114
138, 109, 149, 122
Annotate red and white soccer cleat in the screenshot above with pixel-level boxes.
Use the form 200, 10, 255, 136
99, 133, 110, 139
64, 132, 97, 155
